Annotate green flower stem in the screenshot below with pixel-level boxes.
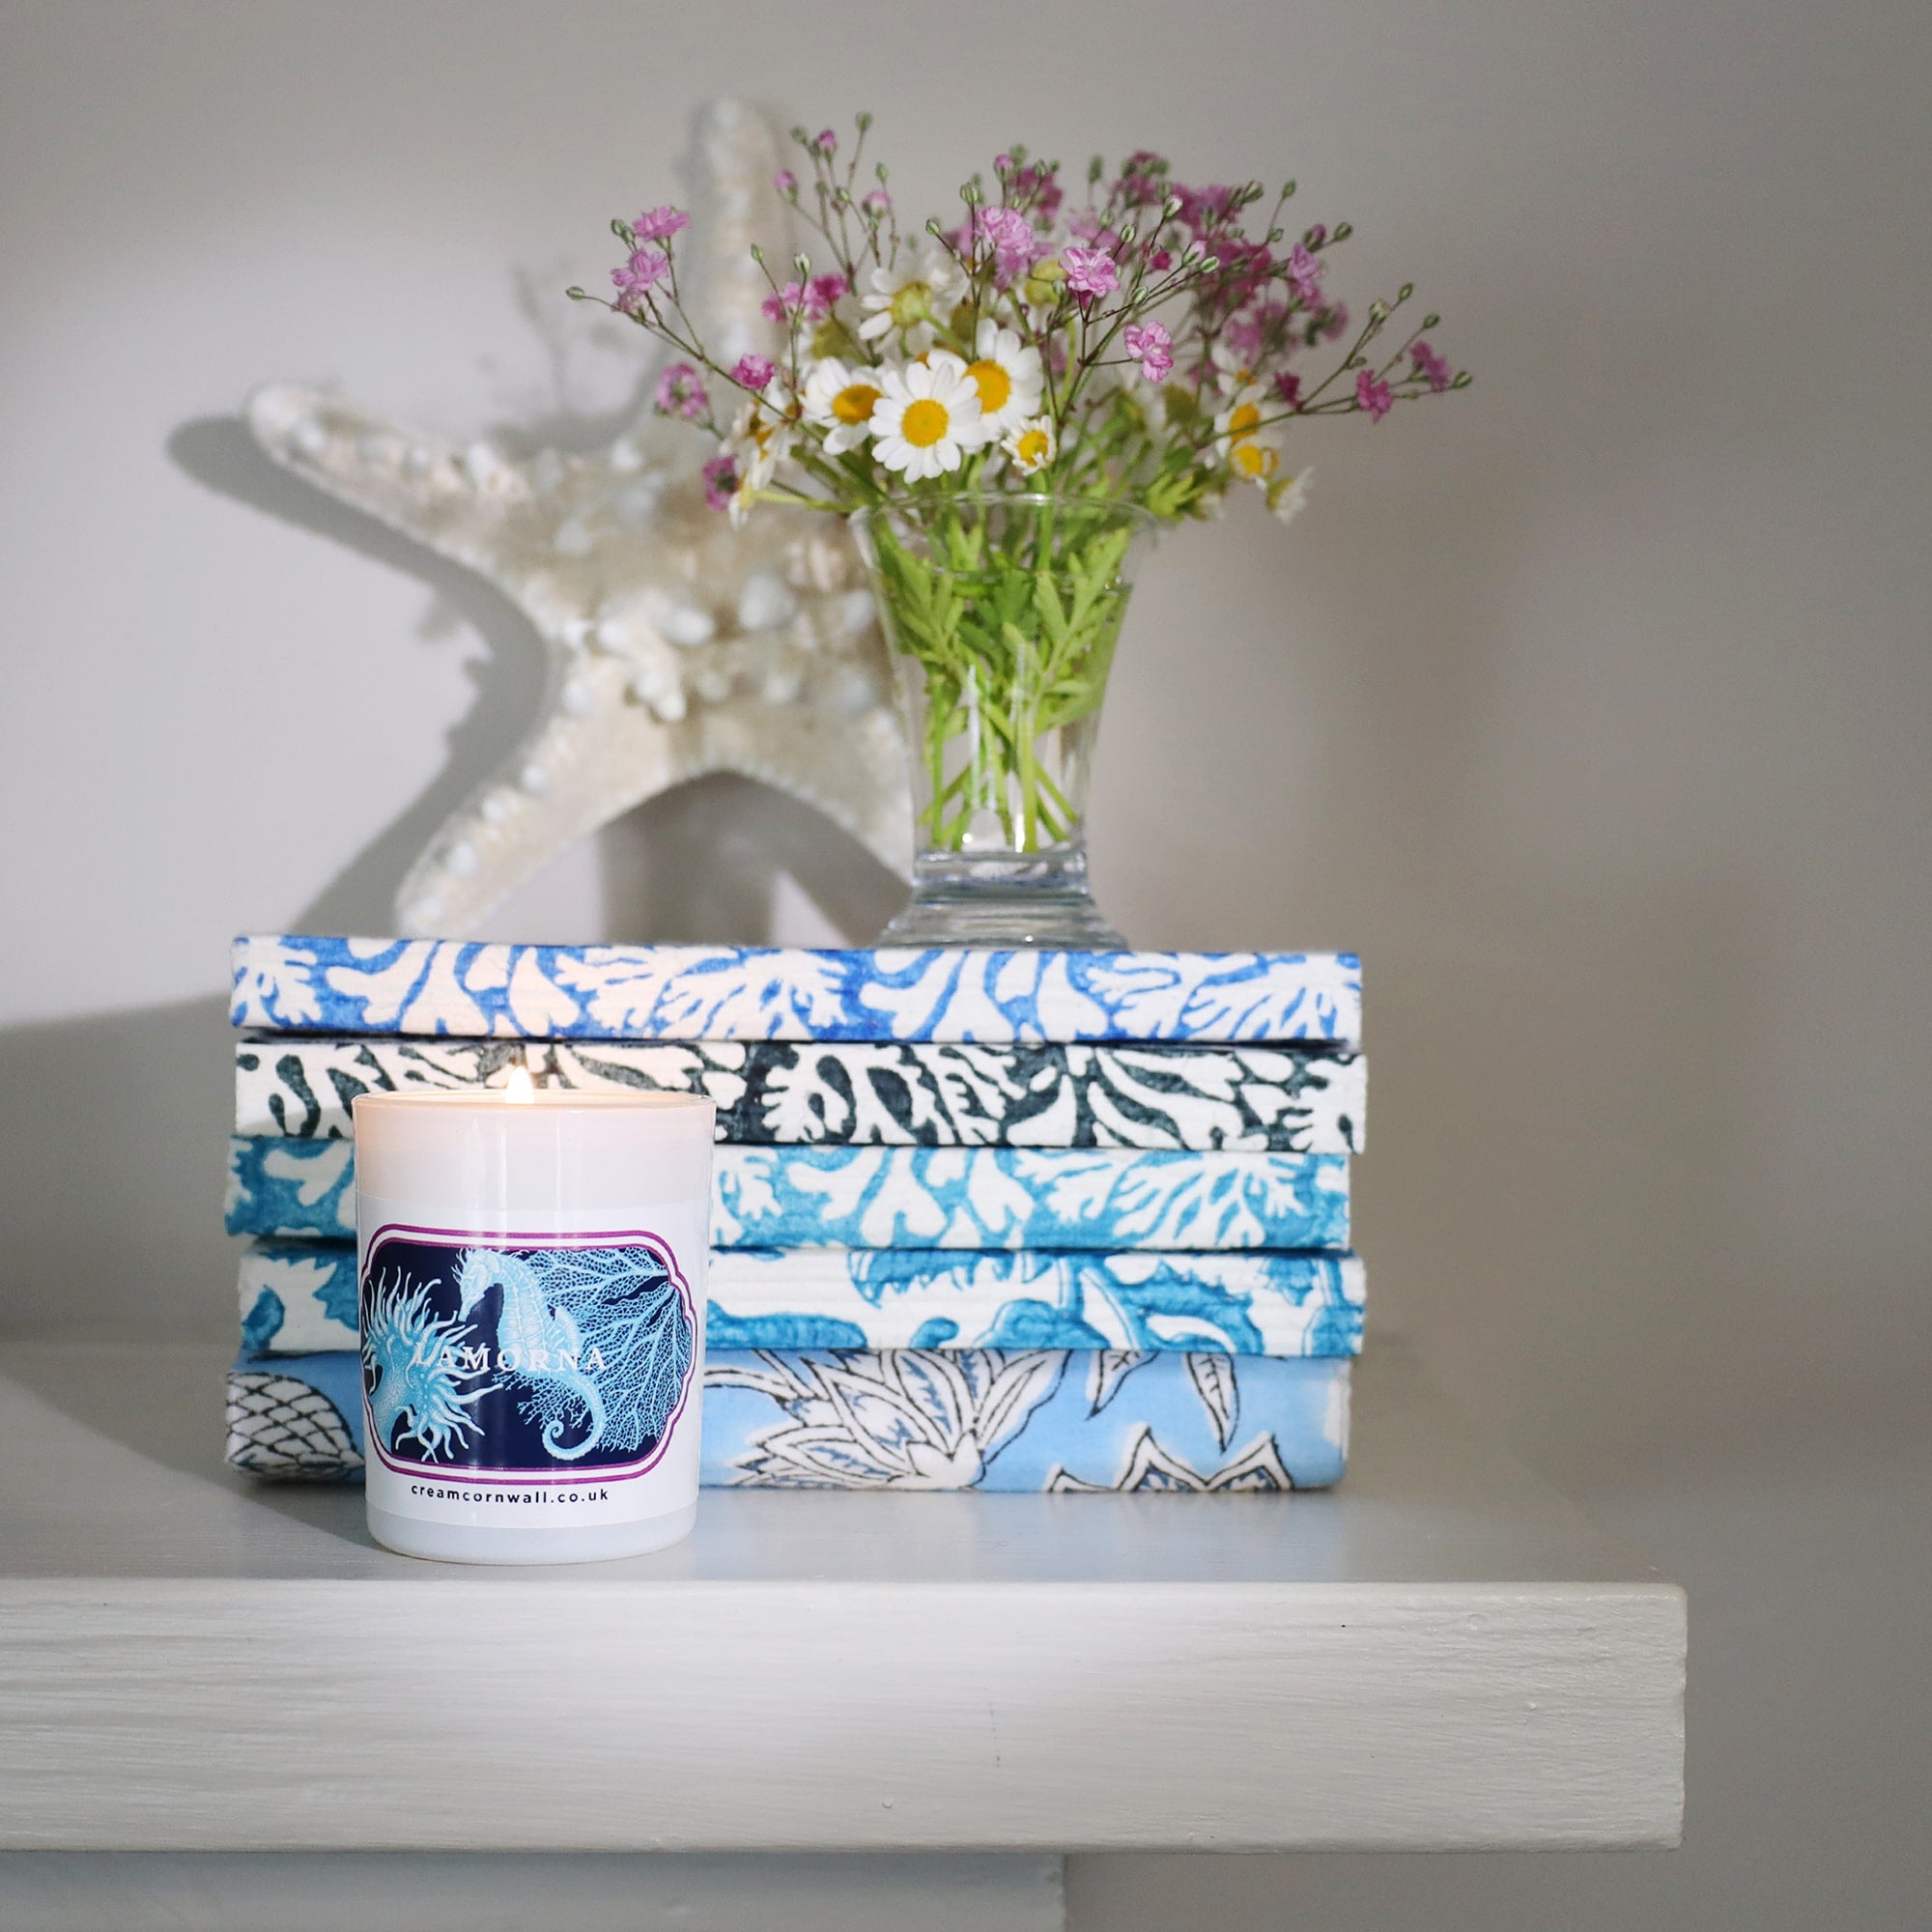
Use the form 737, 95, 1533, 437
867, 506, 1136, 856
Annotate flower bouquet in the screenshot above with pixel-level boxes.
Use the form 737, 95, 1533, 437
574, 118, 1464, 945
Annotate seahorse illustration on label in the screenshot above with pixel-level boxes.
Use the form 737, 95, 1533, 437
455, 1248, 608, 1461
445, 1242, 697, 1466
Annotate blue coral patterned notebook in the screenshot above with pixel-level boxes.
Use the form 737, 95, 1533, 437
233, 936, 1362, 1044
234, 1034, 1366, 1152
238, 1236, 1364, 1361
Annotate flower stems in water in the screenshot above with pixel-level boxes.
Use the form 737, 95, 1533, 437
866, 505, 1135, 854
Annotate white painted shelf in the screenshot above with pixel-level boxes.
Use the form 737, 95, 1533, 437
0, 1340, 1682, 1855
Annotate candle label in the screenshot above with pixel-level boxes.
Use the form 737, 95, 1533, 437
359, 1227, 697, 1484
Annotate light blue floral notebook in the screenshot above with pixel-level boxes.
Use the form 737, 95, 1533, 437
226, 1346, 1350, 1492
233, 935, 1362, 1044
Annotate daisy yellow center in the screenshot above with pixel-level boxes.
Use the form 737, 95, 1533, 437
1233, 440, 1279, 479
1228, 402, 1263, 438
889, 281, 934, 327
1014, 427, 1051, 467
833, 382, 882, 425
900, 397, 951, 447
966, 359, 1012, 413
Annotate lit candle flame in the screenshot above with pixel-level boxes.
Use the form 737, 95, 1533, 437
504, 1063, 536, 1105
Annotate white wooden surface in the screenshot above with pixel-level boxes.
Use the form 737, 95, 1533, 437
0, 1341, 1684, 1856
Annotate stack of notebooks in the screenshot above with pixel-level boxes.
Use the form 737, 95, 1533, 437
224, 936, 1366, 1492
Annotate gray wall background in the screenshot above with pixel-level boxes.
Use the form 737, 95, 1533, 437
2, 0, 1926, 1924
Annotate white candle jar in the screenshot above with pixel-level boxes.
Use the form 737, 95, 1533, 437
352, 1087, 714, 1564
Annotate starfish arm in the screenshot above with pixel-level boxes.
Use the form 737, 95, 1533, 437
690, 98, 790, 363
392, 474, 911, 936
238, 101, 910, 943
244, 384, 543, 591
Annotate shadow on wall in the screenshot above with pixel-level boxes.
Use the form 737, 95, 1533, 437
168, 414, 551, 938
167, 414, 904, 946
0, 766, 908, 1346
595, 773, 903, 945
0, 421, 900, 1338
0, 996, 237, 1341
2, 391, 901, 1341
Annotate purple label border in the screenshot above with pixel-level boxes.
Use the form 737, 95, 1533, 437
361, 1222, 699, 1486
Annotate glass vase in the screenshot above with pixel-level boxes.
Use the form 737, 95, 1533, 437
851, 493, 1155, 949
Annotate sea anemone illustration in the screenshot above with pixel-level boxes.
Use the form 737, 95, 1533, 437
362, 1271, 492, 1461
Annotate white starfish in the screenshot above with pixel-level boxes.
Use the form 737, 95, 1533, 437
244, 99, 911, 937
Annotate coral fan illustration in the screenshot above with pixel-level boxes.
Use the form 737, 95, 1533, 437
455, 1244, 694, 1460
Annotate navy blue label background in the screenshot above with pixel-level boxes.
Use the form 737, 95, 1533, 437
359, 1236, 692, 1476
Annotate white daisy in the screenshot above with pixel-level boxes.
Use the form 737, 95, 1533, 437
1213, 386, 1282, 485
858, 248, 968, 353
869, 352, 988, 481
1211, 386, 1265, 453
1001, 415, 1057, 476
1209, 342, 1260, 392
1266, 467, 1313, 526
1227, 435, 1281, 486
734, 380, 801, 465
961, 319, 1044, 439
800, 357, 887, 453
725, 390, 797, 526
1134, 380, 1185, 437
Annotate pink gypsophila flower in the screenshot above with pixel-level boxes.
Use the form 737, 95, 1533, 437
1223, 315, 1264, 363
1117, 151, 1169, 206
1122, 321, 1174, 383
811, 128, 838, 155
1001, 218, 1043, 273
1287, 243, 1324, 305
807, 273, 849, 317
976, 206, 1033, 257
862, 188, 891, 214
774, 169, 797, 195
731, 355, 777, 390
654, 361, 709, 421
1176, 184, 1236, 231
1067, 212, 1121, 252
1411, 339, 1454, 392
1200, 235, 1271, 305
633, 207, 689, 244
971, 207, 1040, 287
701, 452, 739, 512
1320, 302, 1350, 341
1009, 161, 1063, 220
611, 249, 669, 307
1272, 369, 1303, 409
1060, 246, 1120, 299
1356, 369, 1393, 422
761, 282, 806, 323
